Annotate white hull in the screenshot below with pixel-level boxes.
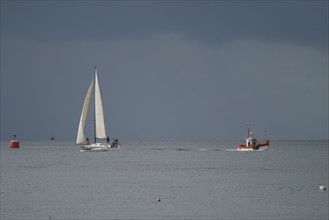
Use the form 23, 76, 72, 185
237, 148, 256, 151
237, 147, 268, 152
81, 142, 110, 150
80, 142, 120, 152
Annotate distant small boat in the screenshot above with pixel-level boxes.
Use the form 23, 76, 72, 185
9, 134, 20, 148
236, 128, 269, 151
50, 136, 55, 141
76, 67, 121, 152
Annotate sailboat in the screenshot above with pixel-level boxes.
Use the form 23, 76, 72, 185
76, 67, 120, 152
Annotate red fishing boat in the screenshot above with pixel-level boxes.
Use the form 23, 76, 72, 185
236, 128, 269, 151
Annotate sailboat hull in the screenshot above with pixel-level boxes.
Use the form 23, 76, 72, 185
80, 142, 120, 152
80, 143, 109, 150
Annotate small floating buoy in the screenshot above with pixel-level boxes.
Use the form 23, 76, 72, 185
9, 134, 19, 148
319, 186, 326, 192
156, 197, 161, 202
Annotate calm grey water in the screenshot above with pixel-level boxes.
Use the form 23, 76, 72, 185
1, 140, 328, 219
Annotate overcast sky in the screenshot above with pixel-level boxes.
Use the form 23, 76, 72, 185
1, 0, 328, 141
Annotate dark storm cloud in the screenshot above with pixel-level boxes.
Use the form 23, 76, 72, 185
1, 1, 328, 141
2, 1, 327, 47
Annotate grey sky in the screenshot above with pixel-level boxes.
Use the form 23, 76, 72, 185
1, 1, 328, 141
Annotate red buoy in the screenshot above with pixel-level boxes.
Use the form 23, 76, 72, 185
9, 134, 20, 148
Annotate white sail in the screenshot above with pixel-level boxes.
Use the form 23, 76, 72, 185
94, 68, 107, 139
76, 79, 94, 144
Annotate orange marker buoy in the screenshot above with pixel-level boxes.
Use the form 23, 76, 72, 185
9, 134, 20, 148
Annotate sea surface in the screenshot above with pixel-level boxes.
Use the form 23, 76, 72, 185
1, 140, 328, 219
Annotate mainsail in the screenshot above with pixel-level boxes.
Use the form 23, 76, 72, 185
76, 79, 94, 144
94, 69, 107, 139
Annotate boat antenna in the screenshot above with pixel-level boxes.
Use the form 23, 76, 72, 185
265, 129, 268, 141
246, 123, 251, 138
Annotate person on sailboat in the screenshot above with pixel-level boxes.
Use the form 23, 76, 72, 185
107, 136, 110, 144
86, 137, 90, 145
111, 139, 119, 149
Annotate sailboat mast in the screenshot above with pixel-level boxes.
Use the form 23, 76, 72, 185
94, 66, 97, 144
